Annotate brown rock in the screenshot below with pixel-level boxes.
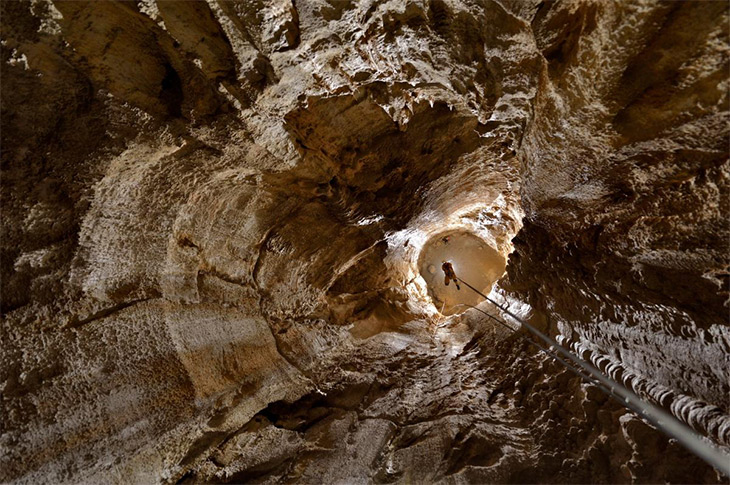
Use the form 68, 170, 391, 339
1, 0, 727, 483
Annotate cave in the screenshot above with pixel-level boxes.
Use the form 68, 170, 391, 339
1, 1, 728, 483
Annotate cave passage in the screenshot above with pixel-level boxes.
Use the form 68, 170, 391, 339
418, 230, 506, 315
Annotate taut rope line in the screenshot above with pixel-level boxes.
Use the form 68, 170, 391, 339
451, 274, 730, 475
452, 301, 689, 449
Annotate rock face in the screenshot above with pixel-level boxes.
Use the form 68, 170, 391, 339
0, 0, 727, 483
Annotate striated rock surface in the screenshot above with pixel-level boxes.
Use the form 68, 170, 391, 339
1, 0, 727, 483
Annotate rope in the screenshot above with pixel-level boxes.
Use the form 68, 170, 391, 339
449, 275, 730, 475
452, 301, 677, 439
453, 302, 615, 396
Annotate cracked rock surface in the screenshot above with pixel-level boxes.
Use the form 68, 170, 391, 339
1, 0, 728, 483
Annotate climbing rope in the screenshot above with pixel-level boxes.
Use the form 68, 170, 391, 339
447, 273, 730, 476
452, 301, 676, 442
453, 302, 616, 397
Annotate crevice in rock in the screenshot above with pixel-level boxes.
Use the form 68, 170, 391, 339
63, 296, 159, 329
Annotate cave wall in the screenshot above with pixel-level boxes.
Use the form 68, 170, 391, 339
1, 0, 728, 483
506, 0, 730, 430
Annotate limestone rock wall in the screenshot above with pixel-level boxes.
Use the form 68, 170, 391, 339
1, 0, 727, 483
506, 0, 730, 421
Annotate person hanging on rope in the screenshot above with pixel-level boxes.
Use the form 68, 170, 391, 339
442, 261, 460, 290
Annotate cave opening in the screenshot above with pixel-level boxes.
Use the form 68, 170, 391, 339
417, 230, 506, 316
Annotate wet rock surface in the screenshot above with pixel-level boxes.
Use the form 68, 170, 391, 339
1, 0, 728, 483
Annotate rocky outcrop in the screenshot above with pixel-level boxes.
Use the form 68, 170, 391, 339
1, 0, 727, 483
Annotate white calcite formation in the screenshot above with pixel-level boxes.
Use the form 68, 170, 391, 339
1, 1, 728, 483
